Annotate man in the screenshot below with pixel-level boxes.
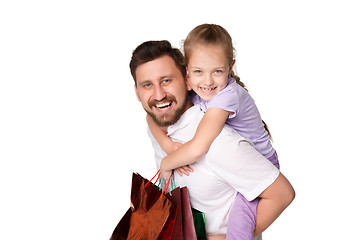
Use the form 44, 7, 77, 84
130, 40, 295, 239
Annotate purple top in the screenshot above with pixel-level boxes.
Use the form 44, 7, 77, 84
191, 78, 275, 158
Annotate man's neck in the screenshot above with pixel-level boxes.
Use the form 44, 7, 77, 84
161, 100, 193, 133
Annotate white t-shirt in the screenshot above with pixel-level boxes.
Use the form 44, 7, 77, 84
148, 104, 279, 236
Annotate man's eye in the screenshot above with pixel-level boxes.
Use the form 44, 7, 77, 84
143, 83, 152, 88
162, 79, 170, 84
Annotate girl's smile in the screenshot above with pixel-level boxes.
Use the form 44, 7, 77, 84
186, 44, 232, 101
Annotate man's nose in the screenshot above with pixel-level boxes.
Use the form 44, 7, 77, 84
153, 85, 166, 100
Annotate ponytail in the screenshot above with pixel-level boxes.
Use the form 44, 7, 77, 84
230, 71, 273, 141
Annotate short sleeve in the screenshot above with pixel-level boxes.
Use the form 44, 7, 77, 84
207, 130, 280, 201
206, 85, 240, 119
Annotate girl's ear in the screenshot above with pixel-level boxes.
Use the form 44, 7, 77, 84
229, 59, 236, 73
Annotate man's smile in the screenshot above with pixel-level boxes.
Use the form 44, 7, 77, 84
154, 101, 173, 110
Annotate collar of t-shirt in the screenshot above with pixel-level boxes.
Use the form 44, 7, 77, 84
166, 104, 203, 137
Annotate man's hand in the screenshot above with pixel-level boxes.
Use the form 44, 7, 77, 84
160, 168, 173, 181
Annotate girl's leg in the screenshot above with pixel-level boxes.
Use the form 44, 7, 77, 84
226, 192, 260, 240
268, 151, 280, 169
207, 235, 226, 240
226, 152, 280, 240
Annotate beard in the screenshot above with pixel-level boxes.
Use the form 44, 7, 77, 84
145, 94, 189, 127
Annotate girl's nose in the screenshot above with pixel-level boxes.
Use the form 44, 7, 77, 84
203, 75, 214, 86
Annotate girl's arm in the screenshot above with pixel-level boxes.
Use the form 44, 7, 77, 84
147, 114, 181, 154
160, 108, 230, 179
254, 173, 295, 237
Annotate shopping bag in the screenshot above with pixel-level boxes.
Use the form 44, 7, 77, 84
110, 172, 207, 240
110, 172, 176, 240
110, 207, 132, 240
168, 185, 207, 240
158, 185, 181, 240
180, 187, 198, 240
192, 208, 207, 240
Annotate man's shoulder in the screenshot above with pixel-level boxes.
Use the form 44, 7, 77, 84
170, 104, 204, 128
216, 123, 254, 145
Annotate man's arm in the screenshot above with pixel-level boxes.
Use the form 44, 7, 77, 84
147, 114, 183, 155
254, 173, 295, 237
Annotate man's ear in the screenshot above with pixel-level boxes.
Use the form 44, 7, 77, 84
185, 68, 192, 91
134, 84, 141, 102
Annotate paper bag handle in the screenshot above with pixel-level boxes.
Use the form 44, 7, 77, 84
145, 170, 172, 199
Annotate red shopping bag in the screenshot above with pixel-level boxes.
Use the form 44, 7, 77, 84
110, 172, 205, 240
162, 184, 200, 240
180, 187, 199, 239
158, 185, 180, 240
110, 172, 176, 240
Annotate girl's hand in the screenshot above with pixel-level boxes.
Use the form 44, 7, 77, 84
175, 165, 194, 177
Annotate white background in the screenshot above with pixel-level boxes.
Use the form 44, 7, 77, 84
1, 0, 359, 239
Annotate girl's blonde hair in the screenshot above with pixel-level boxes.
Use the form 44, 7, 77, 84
183, 23, 273, 140
183, 23, 247, 91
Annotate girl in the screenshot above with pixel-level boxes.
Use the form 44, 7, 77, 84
147, 24, 280, 240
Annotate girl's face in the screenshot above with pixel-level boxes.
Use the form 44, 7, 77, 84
186, 44, 233, 101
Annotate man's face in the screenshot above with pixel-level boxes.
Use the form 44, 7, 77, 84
135, 55, 190, 127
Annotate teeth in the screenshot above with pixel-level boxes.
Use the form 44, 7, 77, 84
156, 102, 171, 109
201, 87, 216, 92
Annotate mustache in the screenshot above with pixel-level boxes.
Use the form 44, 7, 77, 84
148, 94, 177, 108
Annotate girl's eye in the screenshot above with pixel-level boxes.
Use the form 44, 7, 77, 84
194, 70, 202, 74
214, 70, 222, 74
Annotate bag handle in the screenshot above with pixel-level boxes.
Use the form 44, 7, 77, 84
162, 177, 171, 196
145, 169, 161, 187
145, 170, 173, 199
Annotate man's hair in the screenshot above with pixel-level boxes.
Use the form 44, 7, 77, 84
129, 40, 186, 84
